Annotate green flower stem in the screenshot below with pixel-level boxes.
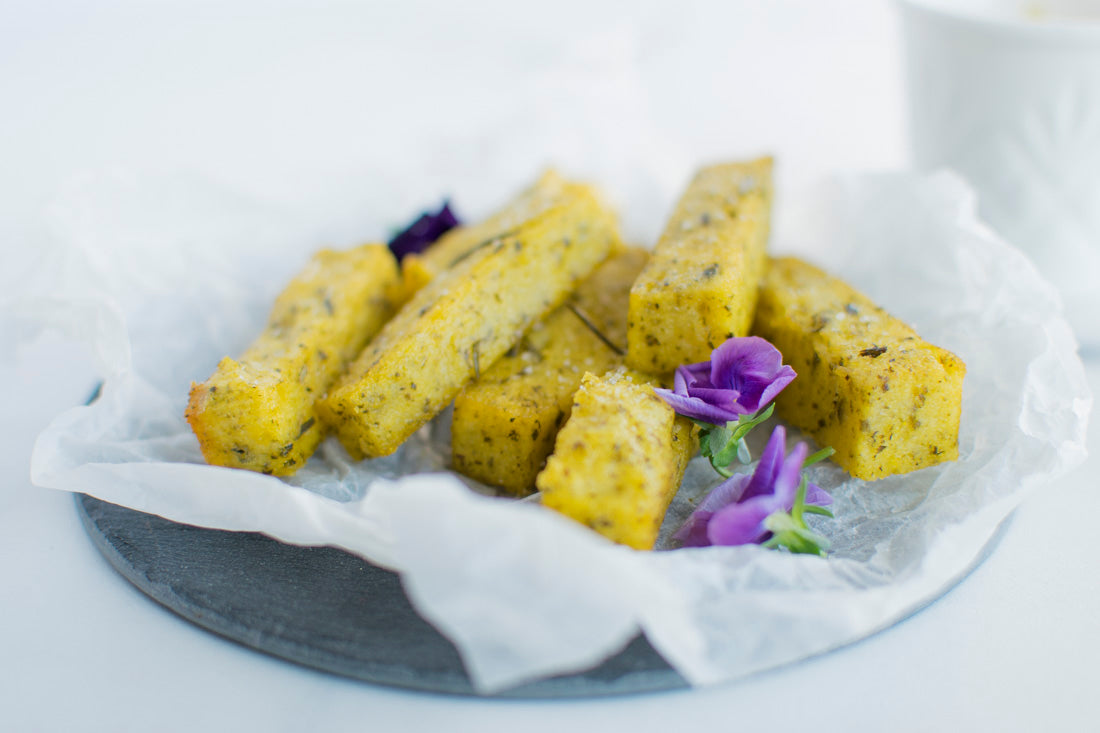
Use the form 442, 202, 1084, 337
761, 477, 832, 556
805, 445, 836, 467
697, 404, 776, 476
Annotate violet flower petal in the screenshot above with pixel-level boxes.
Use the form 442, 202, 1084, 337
672, 510, 715, 547
738, 425, 787, 501
672, 365, 691, 394
740, 363, 797, 412
709, 336, 797, 413
709, 336, 779, 387
680, 361, 712, 384
772, 440, 810, 508
688, 387, 748, 416
805, 482, 832, 507
706, 496, 777, 546
653, 389, 740, 425
387, 201, 461, 261
697, 473, 752, 513
675, 474, 751, 546
675, 362, 713, 393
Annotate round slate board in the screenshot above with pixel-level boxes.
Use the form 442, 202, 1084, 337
75, 493, 686, 697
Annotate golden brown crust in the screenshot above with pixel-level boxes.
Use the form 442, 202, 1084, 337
536, 368, 698, 550
317, 182, 621, 459
752, 256, 965, 480
626, 157, 773, 375
185, 244, 399, 475
451, 247, 648, 494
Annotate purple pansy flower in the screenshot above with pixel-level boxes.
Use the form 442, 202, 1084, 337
655, 336, 796, 426
387, 200, 461, 261
674, 425, 832, 549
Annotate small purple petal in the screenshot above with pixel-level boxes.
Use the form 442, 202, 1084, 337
674, 474, 750, 547
681, 361, 711, 379
388, 201, 461, 261
688, 387, 747, 417
708, 336, 795, 413
697, 473, 752, 513
709, 336, 778, 387
653, 389, 740, 425
739, 425, 787, 501
675, 362, 713, 392
673, 510, 715, 547
805, 482, 832, 507
740, 364, 797, 412
772, 440, 809, 508
672, 365, 691, 395
706, 496, 776, 546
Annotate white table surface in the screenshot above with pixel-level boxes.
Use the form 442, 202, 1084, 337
2, 1, 1096, 731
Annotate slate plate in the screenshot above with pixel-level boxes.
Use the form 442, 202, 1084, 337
75, 493, 686, 697
76, 493, 1011, 697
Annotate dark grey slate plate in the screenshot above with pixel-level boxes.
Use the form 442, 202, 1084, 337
75, 493, 686, 697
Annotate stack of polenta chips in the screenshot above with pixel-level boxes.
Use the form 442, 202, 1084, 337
187, 157, 964, 550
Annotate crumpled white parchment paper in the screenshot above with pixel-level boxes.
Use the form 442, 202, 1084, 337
16, 166, 1091, 693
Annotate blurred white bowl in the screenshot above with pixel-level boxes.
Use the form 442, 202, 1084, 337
899, 0, 1100, 350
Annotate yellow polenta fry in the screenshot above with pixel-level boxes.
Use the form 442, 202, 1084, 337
626, 157, 772, 375
752, 256, 965, 481
318, 182, 621, 459
536, 369, 698, 550
186, 244, 400, 476
451, 247, 648, 495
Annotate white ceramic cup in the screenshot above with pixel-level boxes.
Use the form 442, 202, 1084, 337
899, 0, 1100, 350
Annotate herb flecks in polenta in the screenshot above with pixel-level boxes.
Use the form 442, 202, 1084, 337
751, 256, 965, 481
317, 179, 621, 459
451, 248, 647, 495
626, 157, 773, 375
186, 244, 401, 476
536, 369, 699, 551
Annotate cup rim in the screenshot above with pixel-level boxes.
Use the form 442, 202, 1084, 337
897, 0, 1100, 42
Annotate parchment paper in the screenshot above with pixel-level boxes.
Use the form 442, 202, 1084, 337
17, 167, 1091, 693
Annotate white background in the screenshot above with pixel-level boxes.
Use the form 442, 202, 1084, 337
1, 1, 1097, 731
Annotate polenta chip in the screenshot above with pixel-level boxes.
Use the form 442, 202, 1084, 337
752, 256, 965, 480
536, 369, 698, 550
186, 244, 400, 475
626, 157, 772, 375
318, 182, 621, 459
451, 247, 648, 495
